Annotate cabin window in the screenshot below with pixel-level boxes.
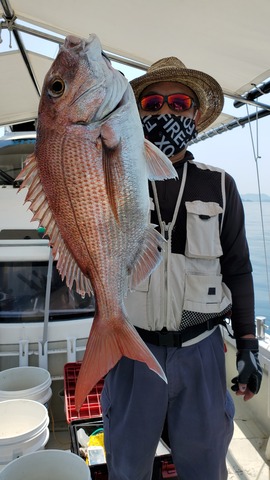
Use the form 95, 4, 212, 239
0, 136, 35, 185
0, 134, 95, 323
0, 260, 95, 323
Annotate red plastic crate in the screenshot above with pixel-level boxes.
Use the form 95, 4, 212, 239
64, 362, 104, 423
161, 460, 178, 478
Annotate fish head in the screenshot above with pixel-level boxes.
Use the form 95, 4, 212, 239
38, 33, 129, 130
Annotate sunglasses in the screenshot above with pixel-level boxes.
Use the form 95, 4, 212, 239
139, 93, 197, 112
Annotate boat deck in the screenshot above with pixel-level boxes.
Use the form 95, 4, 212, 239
227, 394, 270, 479
46, 392, 270, 479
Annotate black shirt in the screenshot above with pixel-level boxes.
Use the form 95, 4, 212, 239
149, 151, 255, 338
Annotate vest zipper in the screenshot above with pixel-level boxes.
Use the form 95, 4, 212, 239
151, 162, 188, 328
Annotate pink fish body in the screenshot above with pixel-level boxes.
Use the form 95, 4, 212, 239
17, 34, 177, 410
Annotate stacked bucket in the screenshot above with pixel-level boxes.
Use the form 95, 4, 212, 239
0, 366, 52, 469
0, 366, 91, 479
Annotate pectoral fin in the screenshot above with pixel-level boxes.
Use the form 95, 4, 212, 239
101, 138, 123, 224
144, 139, 178, 180
128, 224, 166, 289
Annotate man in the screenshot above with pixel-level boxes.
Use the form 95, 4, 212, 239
101, 57, 262, 479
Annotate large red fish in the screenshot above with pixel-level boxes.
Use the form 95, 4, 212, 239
17, 34, 177, 410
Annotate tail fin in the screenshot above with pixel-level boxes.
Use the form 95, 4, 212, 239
75, 315, 167, 411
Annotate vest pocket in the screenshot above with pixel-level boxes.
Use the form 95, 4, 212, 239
185, 201, 223, 259
184, 273, 225, 313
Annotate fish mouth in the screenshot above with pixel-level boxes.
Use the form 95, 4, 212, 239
64, 35, 88, 53
63, 34, 129, 125
92, 83, 129, 125
84, 34, 129, 122
69, 82, 105, 109
71, 83, 128, 126
98, 85, 129, 121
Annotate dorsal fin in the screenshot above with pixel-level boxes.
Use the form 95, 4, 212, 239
17, 153, 93, 297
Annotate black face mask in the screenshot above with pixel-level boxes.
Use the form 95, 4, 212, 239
141, 114, 198, 157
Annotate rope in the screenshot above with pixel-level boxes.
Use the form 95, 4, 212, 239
251, 82, 265, 96
245, 104, 270, 307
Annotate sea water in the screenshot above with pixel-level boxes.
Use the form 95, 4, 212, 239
243, 201, 270, 327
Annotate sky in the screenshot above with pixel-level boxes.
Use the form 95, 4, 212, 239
190, 111, 270, 197
1, 25, 270, 196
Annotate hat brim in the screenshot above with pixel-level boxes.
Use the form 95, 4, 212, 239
130, 67, 224, 132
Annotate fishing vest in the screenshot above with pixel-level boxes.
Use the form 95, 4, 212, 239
125, 160, 232, 332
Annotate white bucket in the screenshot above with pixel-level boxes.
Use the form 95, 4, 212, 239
0, 399, 49, 466
0, 367, 52, 406
0, 449, 91, 479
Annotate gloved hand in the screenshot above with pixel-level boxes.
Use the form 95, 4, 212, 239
231, 338, 262, 398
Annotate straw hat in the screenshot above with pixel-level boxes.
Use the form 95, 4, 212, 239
130, 57, 224, 132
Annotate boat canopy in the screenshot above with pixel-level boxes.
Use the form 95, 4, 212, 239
1, 0, 270, 132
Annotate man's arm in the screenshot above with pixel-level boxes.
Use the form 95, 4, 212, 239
220, 173, 262, 400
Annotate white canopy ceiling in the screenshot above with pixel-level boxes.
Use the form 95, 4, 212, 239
0, 50, 53, 126
1, 0, 270, 129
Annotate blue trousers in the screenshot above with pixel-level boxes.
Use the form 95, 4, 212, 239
101, 327, 235, 480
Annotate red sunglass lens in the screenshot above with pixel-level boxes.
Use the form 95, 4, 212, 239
140, 95, 164, 111
168, 94, 193, 111
140, 94, 194, 112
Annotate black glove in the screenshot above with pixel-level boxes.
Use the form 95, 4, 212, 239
231, 338, 262, 395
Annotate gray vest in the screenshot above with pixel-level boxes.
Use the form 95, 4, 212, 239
125, 161, 232, 331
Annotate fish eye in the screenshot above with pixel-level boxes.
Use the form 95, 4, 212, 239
48, 78, 65, 97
